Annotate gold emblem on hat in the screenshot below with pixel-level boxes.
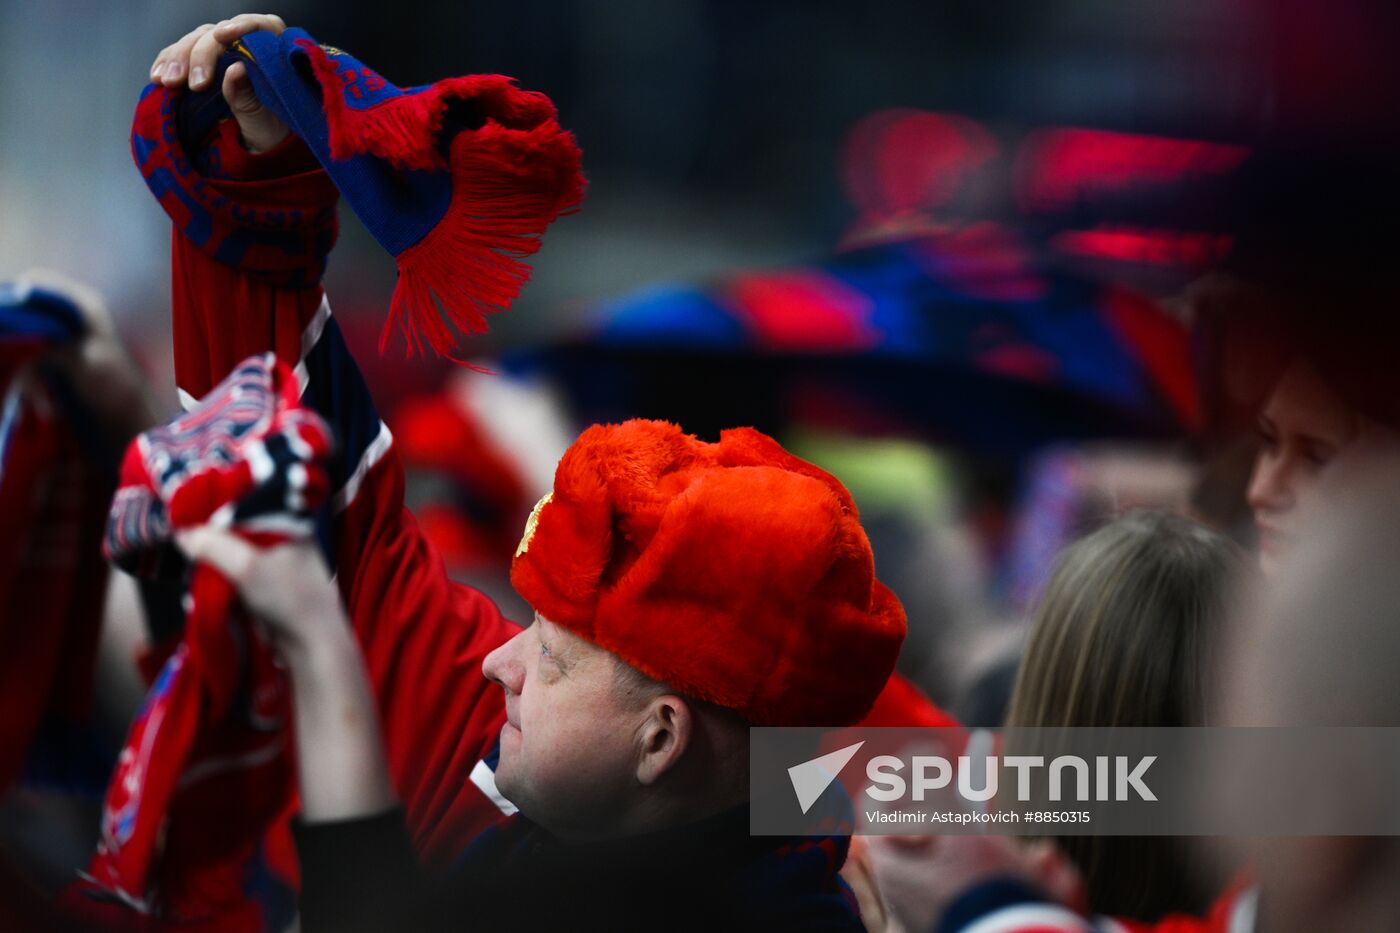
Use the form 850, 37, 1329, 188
516, 491, 553, 557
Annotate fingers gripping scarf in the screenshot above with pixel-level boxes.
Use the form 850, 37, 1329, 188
129, 27, 585, 361
83, 355, 331, 921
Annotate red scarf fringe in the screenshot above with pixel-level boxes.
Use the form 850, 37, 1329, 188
301, 45, 586, 359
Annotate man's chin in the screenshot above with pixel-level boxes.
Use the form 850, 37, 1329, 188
494, 729, 522, 791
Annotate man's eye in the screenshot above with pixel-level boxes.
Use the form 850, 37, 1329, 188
539, 641, 553, 658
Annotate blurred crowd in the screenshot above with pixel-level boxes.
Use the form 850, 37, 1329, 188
3, 1, 1400, 931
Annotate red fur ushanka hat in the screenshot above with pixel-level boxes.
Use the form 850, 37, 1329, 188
510, 419, 907, 726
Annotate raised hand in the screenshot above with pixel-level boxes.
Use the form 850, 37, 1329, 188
149, 13, 291, 154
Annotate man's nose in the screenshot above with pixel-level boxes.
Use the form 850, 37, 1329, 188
482, 628, 527, 693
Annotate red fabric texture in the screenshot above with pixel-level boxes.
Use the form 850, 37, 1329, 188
0, 355, 110, 791
857, 672, 961, 729
1114, 876, 1253, 933
1103, 286, 1201, 432
84, 357, 331, 922
130, 82, 339, 288
169, 128, 516, 867
391, 389, 528, 570
510, 419, 907, 726
295, 39, 586, 359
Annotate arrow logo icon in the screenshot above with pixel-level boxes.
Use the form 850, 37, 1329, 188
787, 741, 865, 814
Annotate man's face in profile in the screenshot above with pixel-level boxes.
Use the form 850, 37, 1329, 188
481, 614, 651, 837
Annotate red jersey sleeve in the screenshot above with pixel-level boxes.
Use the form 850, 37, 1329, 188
163, 121, 515, 863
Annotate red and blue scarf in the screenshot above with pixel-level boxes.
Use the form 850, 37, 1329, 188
79, 355, 330, 925
130, 27, 585, 361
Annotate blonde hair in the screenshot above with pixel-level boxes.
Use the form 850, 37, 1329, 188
1007, 511, 1245, 920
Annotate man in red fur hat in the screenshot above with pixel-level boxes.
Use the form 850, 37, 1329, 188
134, 14, 912, 930
187, 418, 908, 929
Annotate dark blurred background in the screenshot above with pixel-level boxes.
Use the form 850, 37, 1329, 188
8, 0, 1397, 357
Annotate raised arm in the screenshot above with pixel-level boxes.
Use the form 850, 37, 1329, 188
139, 15, 519, 862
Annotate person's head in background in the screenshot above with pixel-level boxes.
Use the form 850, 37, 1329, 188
1192, 275, 1400, 577
1007, 510, 1247, 921
1246, 352, 1398, 576
1219, 459, 1400, 933
1194, 154, 1400, 576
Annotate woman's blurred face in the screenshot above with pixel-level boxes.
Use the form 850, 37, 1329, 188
1247, 360, 1361, 576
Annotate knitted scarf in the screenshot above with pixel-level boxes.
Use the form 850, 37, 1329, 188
130, 27, 584, 360
78, 355, 331, 925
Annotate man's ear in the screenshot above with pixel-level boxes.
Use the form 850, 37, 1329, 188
636, 695, 693, 786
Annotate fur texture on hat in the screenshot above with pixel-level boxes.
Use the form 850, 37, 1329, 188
510, 420, 906, 726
